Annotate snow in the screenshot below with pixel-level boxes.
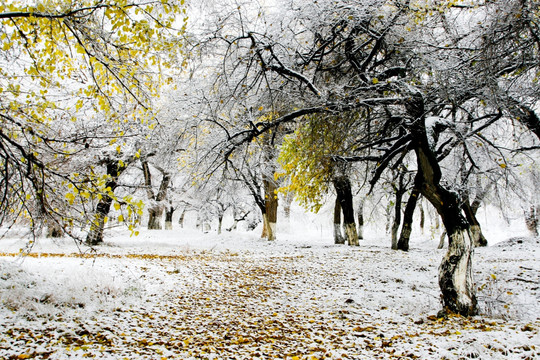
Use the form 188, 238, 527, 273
1, 225, 539, 359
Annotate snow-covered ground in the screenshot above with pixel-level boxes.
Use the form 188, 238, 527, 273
0, 224, 539, 359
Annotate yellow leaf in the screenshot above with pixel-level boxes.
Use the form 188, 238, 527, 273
118, 214, 124, 222
114, 202, 121, 211
65, 193, 75, 205
372, 78, 379, 84
490, 274, 497, 280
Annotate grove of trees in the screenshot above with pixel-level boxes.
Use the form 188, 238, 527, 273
1, 0, 539, 317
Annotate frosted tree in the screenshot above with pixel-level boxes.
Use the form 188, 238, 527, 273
0, 0, 187, 241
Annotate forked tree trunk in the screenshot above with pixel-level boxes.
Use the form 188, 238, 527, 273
142, 160, 171, 230
357, 198, 364, 240
334, 197, 345, 244
263, 177, 278, 241
463, 199, 487, 247
397, 184, 421, 251
333, 175, 358, 246
410, 95, 477, 316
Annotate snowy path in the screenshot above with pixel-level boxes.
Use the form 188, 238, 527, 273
0, 230, 539, 359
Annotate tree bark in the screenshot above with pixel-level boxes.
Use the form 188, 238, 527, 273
333, 175, 358, 246
334, 197, 345, 244
397, 183, 421, 251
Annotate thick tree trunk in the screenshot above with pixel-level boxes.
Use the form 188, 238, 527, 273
263, 177, 278, 241
410, 95, 477, 316
86, 198, 112, 245
333, 197, 345, 244
147, 206, 163, 230
397, 185, 420, 251
333, 175, 358, 246
357, 198, 364, 240
416, 146, 477, 316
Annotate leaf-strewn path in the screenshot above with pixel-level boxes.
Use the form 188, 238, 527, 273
1, 235, 539, 359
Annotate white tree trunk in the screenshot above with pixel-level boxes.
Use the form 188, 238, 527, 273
439, 227, 477, 315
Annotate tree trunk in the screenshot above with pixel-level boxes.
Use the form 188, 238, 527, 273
333, 175, 358, 246
46, 221, 63, 238
463, 199, 487, 247
410, 95, 477, 316
261, 212, 268, 238
263, 177, 278, 241
397, 184, 420, 251
357, 198, 364, 240
419, 201, 425, 234
334, 197, 345, 244
165, 204, 174, 230
141, 160, 171, 230
217, 214, 223, 235
391, 172, 406, 250
147, 206, 163, 230
86, 198, 112, 245
178, 209, 185, 228
86, 159, 126, 246
438, 230, 447, 249
282, 191, 294, 232
525, 206, 539, 237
